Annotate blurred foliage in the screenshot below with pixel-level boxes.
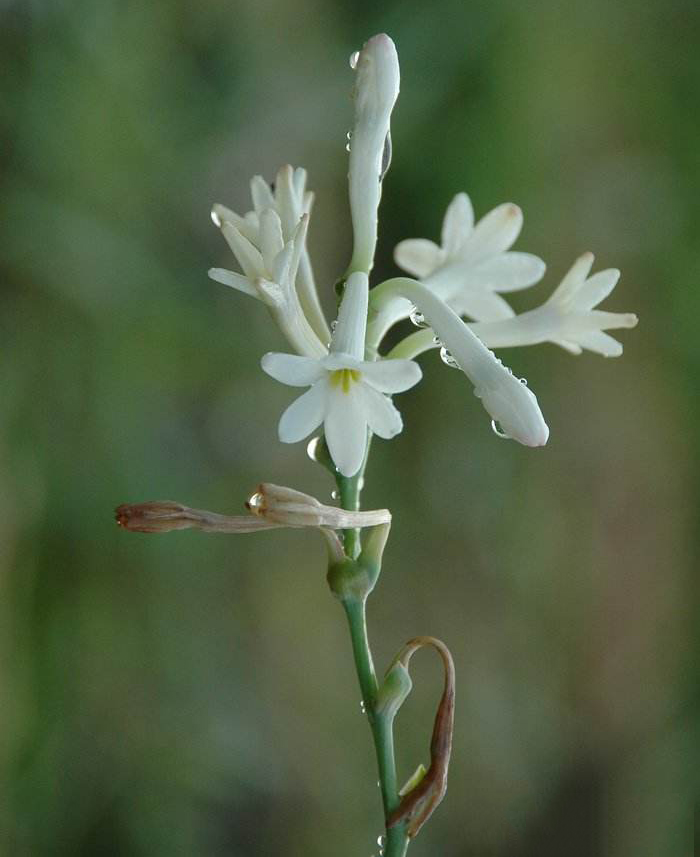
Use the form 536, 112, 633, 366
1, 0, 697, 855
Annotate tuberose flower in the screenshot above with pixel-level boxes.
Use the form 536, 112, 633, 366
261, 272, 422, 476
394, 193, 546, 322
469, 252, 638, 356
209, 165, 329, 356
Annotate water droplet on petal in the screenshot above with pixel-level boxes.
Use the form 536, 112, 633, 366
432, 335, 442, 346
349, 50, 360, 69
377, 835, 386, 847
409, 307, 428, 328
491, 420, 511, 440
210, 209, 221, 227
440, 346, 459, 369
331, 320, 338, 332
519, 377, 528, 385
331, 489, 340, 501
360, 700, 367, 714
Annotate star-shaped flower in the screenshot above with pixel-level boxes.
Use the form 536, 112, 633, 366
468, 252, 638, 356
394, 193, 546, 322
261, 272, 422, 476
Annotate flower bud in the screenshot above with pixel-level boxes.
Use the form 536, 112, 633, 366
347, 34, 400, 275
375, 660, 412, 722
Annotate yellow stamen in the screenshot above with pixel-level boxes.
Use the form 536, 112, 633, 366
329, 368, 361, 393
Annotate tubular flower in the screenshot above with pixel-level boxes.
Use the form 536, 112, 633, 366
469, 252, 638, 356
209, 165, 329, 356
261, 272, 422, 477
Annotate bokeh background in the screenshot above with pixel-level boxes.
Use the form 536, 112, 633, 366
1, 0, 696, 854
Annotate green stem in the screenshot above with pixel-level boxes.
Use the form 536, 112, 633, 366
342, 598, 410, 857
336, 433, 372, 560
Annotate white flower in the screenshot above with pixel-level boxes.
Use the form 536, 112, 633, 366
261, 272, 422, 476
369, 277, 549, 447
467, 252, 638, 356
347, 34, 400, 275
394, 193, 546, 322
209, 165, 330, 356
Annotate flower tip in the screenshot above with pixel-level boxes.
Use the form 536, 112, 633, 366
504, 203, 521, 220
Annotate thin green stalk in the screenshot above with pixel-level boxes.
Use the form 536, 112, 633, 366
342, 598, 410, 857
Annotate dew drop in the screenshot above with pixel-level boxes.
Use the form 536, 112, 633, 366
409, 307, 428, 328
519, 377, 528, 385
210, 208, 221, 227
379, 131, 392, 181
440, 346, 459, 369
360, 700, 367, 714
346, 142, 352, 153
247, 491, 265, 511
306, 436, 321, 461
491, 420, 511, 440
331, 489, 340, 501
377, 835, 386, 847
331, 320, 338, 332
432, 335, 442, 346
349, 50, 360, 69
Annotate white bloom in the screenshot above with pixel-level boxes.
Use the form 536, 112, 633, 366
369, 278, 549, 447
261, 272, 422, 476
394, 193, 546, 322
209, 165, 330, 355
468, 252, 638, 356
347, 34, 400, 275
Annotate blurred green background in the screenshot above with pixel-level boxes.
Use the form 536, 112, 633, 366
1, 0, 696, 854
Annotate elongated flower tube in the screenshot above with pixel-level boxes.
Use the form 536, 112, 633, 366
347, 34, 400, 275
370, 278, 549, 446
261, 272, 422, 476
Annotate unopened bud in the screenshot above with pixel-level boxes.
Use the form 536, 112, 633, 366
375, 660, 412, 722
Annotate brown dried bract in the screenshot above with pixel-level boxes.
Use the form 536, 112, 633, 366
386, 636, 455, 838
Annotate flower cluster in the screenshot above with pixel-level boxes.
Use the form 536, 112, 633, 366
208, 34, 637, 475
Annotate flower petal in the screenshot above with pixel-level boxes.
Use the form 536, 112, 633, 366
549, 252, 595, 306
574, 331, 624, 357
394, 238, 442, 278
221, 222, 264, 279
278, 381, 327, 443
208, 268, 258, 298
449, 289, 516, 322
441, 193, 474, 256
330, 271, 369, 360
360, 358, 422, 393
461, 252, 546, 293
261, 352, 325, 386
572, 268, 620, 311
250, 175, 275, 213
361, 384, 403, 438
458, 203, 523, 263
324, 384, 368, 476
259, 209, 285, 273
